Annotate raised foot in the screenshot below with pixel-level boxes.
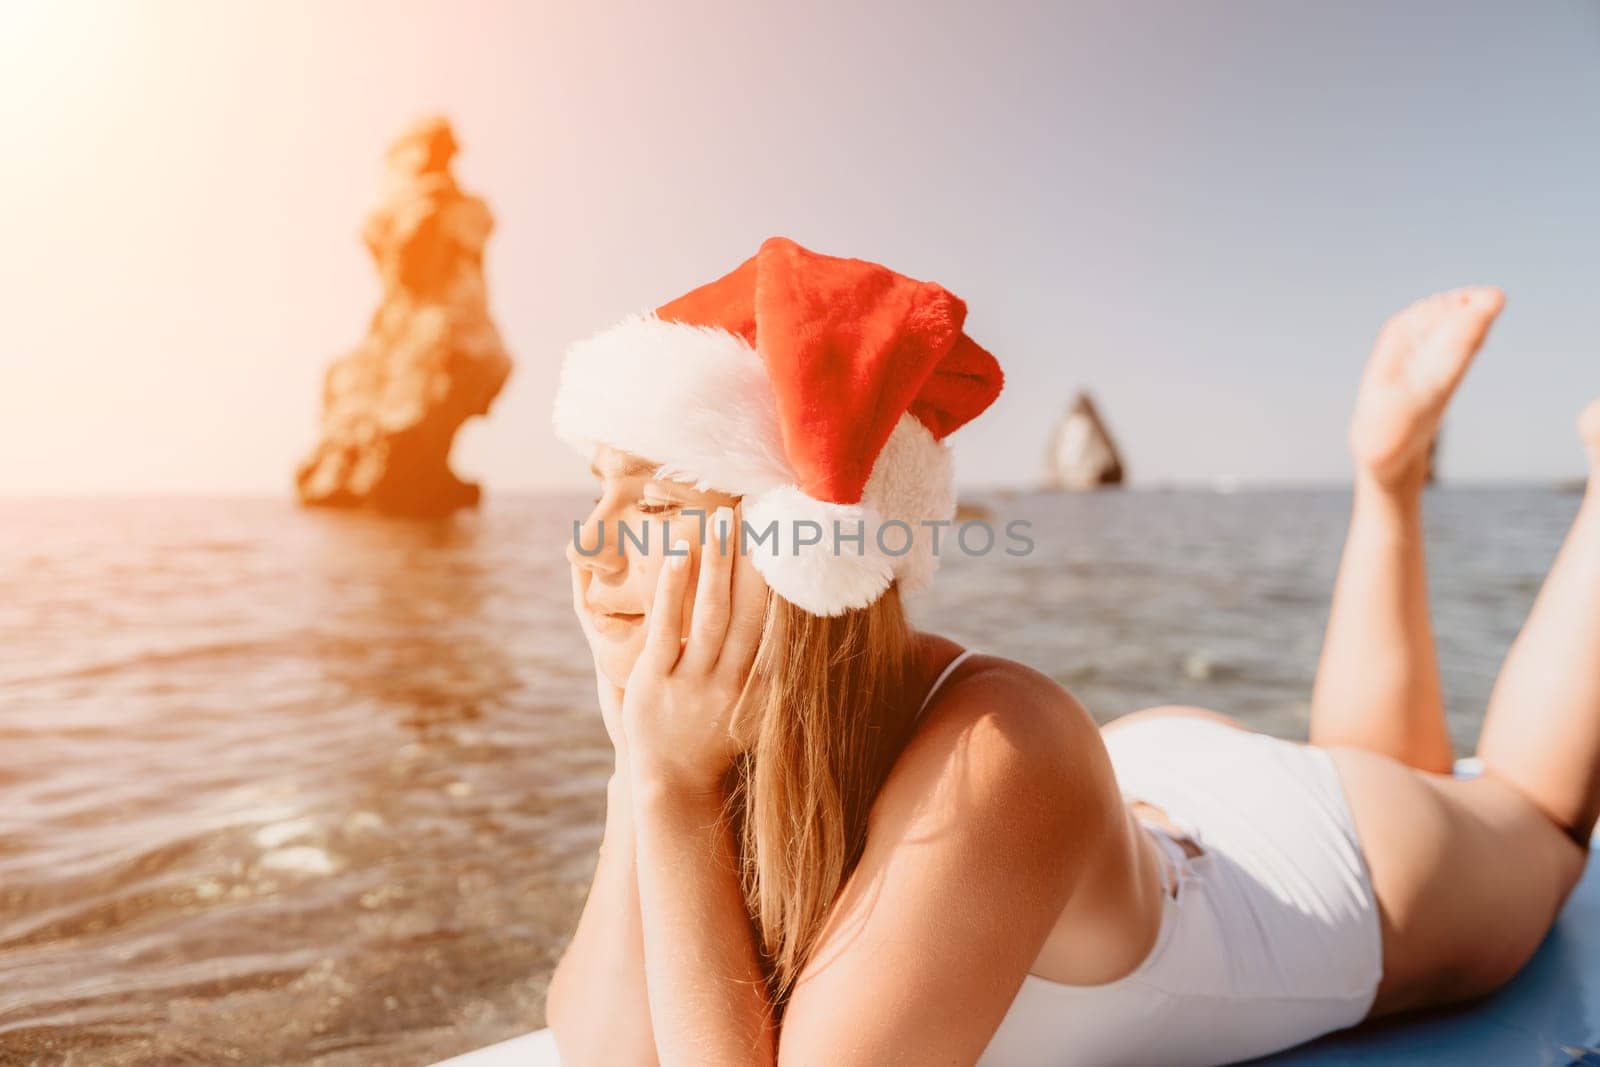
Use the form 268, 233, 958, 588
1349, 286, 1505, 492
1580, 398, 1600, 472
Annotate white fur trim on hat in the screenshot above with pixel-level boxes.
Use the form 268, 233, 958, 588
553, 314, 960, 615
742, 486, 897, 617
860, 413, 956, 596
552, 312, 795, 496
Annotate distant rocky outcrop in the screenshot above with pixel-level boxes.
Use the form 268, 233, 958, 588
295, 116, 513, 517
1045, 390, 1125, 490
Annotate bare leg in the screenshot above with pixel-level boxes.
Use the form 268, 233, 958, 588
1475, 398, 1600, 841
1309, 288, 1504, 772
1327, 395, 1597, 1018
1332, 745, 1583, 1015
1310, 473, 1452, 771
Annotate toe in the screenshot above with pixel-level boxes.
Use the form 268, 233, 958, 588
1403, 292, 1450, 338
1453, 285, 1505, 317
1578, 399, 1600, 453
1408, 288, 1503, 401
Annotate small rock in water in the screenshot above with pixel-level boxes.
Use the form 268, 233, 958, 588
1046, 391, 1125, 490
1182, 651, 1216, 681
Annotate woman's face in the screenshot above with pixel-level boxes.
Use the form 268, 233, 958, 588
567, 443, 741, 687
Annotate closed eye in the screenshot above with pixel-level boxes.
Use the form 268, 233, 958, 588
590, 494, 678, 515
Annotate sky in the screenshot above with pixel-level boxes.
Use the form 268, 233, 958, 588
2, 0, 1597, 494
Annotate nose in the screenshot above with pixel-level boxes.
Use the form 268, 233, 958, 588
566, 501, 626, 578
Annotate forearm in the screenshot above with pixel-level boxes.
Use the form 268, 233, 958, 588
547, 773, 659, 1067
1310, 471, 1453, 770
632, 781, 776, 1067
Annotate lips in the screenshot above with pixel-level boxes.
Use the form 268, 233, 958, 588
589, 607, 644, 636
586, 601, 641, 617
584, 582, 644, 634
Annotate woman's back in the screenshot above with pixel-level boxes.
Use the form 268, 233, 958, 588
975, 714, 1382, 1066
903, 638, 1381, 1065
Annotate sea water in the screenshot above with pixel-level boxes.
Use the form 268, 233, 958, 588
0, 486, 1580, 1065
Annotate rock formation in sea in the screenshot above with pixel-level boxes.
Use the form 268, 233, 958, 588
295, 116, 513, 517
1045, 390, 1125, 490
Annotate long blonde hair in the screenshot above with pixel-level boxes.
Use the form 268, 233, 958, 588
723, 578, 923, 1014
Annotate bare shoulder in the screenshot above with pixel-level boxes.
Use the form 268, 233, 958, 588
780, 655, 1120, 1062
918, 652, 1105, 777
871, 650, 1118, 866
780, 654, 1120, 1063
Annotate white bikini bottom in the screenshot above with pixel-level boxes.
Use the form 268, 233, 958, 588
977, 715, 1384, 1067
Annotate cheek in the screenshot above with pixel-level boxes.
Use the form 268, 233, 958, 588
596, 633, 643, 685
634, 548, 664, 592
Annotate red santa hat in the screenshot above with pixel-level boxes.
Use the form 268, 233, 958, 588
552, 236, 1004, 616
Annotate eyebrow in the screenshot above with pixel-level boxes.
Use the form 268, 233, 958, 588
589, 458, 659, 479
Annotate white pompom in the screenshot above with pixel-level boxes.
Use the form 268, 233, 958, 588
742, 485, 897, 617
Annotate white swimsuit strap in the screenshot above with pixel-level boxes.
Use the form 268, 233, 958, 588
916, 647, 980, 719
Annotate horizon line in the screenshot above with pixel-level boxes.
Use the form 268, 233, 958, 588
0, 477, 1588, 502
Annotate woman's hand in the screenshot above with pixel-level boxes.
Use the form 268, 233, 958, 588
569, 563, 629, 757
622, 503, 768, 797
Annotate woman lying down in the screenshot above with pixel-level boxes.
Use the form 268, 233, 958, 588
533, 237, 1597, 1066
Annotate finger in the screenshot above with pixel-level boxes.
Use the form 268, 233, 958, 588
681, 505, 736, 674
639, 537, 692, 675
716, 504, 768, 680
